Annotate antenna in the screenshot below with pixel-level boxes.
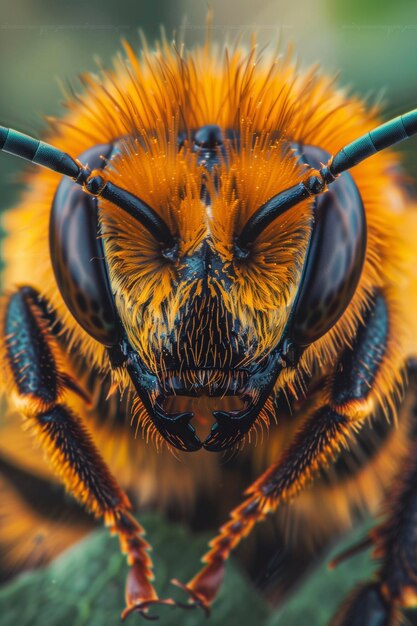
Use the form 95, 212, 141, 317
0, 126, 176, 251
236, 109, 417, 254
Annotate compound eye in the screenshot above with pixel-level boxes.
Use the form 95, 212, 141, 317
290, 144, 367, 347
49, 143, 121, 346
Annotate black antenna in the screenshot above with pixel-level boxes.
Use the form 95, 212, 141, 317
236, 108, 417, 255
0, 126, 176, 252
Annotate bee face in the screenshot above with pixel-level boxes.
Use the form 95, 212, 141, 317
48, 113, 366, 452
83, 126, 306, 450
46, 109, 369, 453
95, 127, 363, 451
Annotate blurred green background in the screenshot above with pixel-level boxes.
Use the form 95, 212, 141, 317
1, 0, 417, 624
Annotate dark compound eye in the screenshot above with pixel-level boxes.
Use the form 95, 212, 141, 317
289, 144, 367, 347
49, 143, 121, 346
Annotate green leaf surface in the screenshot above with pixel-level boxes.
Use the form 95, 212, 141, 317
267, 522, 376, 626
0, 512, 269, 626
2, 513, 415, 626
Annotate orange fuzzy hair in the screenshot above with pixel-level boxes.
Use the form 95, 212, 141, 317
2, 32, 415, 448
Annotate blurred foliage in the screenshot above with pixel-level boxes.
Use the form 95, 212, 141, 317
328, 0, 417, 24
1, 511, 416, 625
4, 506, 417, 626
0, 512, 269, 626
0, 513, 388, 626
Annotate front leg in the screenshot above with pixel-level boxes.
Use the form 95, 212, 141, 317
329, 361, 417, 626
173, 290, 399, 613
0, 287, 173, 620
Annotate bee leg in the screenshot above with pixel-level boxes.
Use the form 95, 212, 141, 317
172, 290, 397, 613
0, 287, 174, 620
329, 361, 417, 626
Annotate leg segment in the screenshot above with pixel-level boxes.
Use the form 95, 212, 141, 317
1, 287, 173, 619
329, 364, 417, 626
173, 291, 396, 613
173, 407, 354, 614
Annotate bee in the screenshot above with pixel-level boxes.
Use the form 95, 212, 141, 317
1, 29, 417, 625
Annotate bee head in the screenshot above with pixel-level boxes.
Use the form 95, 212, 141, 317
2, 46, 415, 452
99, 125, 312, 451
